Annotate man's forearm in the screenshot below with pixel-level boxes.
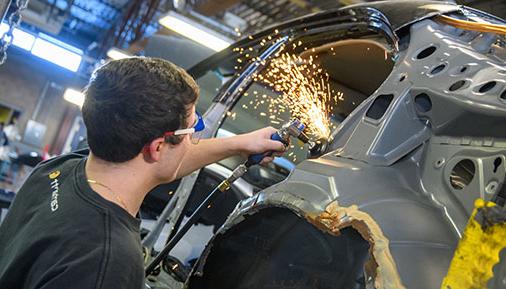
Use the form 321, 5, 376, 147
176, 137, 242, 179
175, 127, 286, 179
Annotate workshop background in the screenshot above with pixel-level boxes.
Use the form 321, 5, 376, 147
0, 0, 502, 194
0, 0, 505, 288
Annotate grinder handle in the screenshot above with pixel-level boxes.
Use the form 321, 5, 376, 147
246, 132, 286, 167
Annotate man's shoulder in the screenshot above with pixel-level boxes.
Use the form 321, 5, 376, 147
38, 149, 88, 169
13, 150, 89, 207
29, 150, 88, 179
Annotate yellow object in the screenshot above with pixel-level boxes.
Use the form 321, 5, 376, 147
441, 199, 506, 289
436, 15, 506, 35
218, 180, 231, 192
48, 170, 60, 179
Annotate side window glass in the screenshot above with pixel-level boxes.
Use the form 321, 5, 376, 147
195, 70, 225, 113
218, 37, 394, 189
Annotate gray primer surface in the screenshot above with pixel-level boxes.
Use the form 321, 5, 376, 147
189, 17, 506, 289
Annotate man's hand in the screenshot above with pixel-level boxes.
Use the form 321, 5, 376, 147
234, 127, 288, 164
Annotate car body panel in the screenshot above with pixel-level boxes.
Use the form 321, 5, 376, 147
145, 1, 506, 288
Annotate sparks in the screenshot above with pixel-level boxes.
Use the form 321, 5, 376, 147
255, 52, 338, 139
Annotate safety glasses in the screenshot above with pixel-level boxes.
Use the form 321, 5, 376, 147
163, 111, 205, 144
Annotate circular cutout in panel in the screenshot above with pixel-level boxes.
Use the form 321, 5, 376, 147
459, 66, 468, 73
449, 80, 467, 91
414, 93, 432, 112
501, 89, 506, 101
486, 181, 499, 195
430, 64, 446, 75
435, 158, 445, 169
399, 75, 406, 82
417, 46, 437, 59
478, 81, 497, 93
450, 159, 476, 190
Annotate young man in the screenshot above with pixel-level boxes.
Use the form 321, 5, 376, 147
0, 57, 286, 288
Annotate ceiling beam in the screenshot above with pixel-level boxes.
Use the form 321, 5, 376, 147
125, 27, 175, 55
195, 0, 241, 16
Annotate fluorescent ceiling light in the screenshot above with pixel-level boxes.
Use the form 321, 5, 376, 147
159, 11, 233, 52
1, 22, 82, 72
0, 23, 36, 51
31, 38, 82, 72
107, 47, 133, 60
11, 29, 36, 51
63, 88, 85, 107
38, 33, 83, 54
0, 22, 8, 35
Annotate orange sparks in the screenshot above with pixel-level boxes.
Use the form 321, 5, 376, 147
255, 53, 338, 139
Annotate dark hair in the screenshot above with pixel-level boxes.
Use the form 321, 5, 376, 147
82, 57, 199, 163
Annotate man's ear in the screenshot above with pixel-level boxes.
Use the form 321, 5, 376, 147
144, 137, 165, 162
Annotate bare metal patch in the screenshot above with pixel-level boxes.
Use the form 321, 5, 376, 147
308, 202, 406, 289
